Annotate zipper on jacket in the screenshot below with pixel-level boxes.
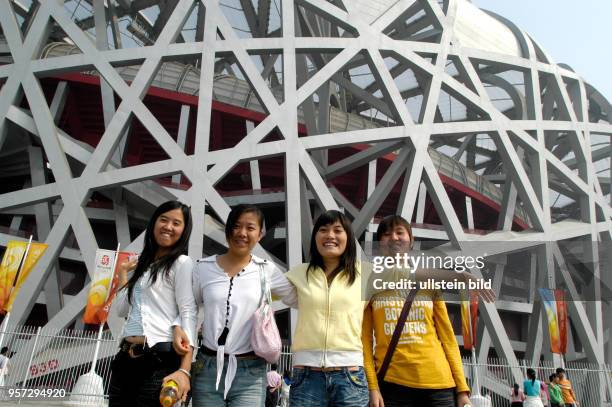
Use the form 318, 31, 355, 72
322, 272, 331, 367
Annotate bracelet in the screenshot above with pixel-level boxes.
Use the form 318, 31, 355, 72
178, 368, 191, 378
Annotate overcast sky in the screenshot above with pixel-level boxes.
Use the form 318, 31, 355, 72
472, 0, 612, 102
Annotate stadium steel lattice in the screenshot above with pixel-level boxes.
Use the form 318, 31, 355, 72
0, 0, 611, 396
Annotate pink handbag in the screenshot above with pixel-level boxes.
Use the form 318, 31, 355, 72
250, 264, 282, 363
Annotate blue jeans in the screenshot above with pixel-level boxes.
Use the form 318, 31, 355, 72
191, 352, 267, 407
289, 367, 369, 407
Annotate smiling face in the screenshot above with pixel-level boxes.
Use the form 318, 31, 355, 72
153, 208, 185, 257
314, 220, 348, 262
379, 224, 412, 256
227, 211, 263, 256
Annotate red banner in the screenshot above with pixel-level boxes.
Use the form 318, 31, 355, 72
554, 289, 568, 354
461, 292, 479, 350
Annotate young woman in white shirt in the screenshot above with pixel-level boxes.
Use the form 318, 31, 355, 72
109, 200, 197, 406
176, 204, 297, 406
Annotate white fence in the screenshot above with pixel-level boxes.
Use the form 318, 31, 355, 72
460, 356, 612, 407
0, 327, 610, 406
0, 326, 116, 403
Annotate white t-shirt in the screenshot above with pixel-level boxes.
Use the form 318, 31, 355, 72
193, 254, 297, 397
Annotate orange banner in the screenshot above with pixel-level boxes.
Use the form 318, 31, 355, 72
461, 291, 479, 350
3, 242, 48, 313
84, 250, 136, 324
0, 241, 28, 311
83, 249, 117, 324
95, 252, 136, 324
554, 290, 568, 354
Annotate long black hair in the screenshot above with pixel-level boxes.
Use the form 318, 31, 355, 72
527, 368, 537, 385
225, 204, 264, 239
513, 383, 519, 396
307, 210, 357, 285
125, 200, 192, 303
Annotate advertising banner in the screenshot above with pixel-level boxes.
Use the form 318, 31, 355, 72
554, 289, 568, 354
83, 249, 117, 324
539, 288, 561, 354
84, 250, 136, 324
461, 291, 479, 350
3, 242, 48, 313
0, 241, 28, 311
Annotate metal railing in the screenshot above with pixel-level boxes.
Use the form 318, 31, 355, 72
0, 325, 116, 403
0, 326, 610, 406
460, 356, 612, 407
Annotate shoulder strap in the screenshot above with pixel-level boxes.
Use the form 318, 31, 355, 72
377, 289, 417, 383
258, 263, 272, 306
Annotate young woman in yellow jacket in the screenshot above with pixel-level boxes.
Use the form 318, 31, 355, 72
363, 215, 472, 407
285, 210, 369, 407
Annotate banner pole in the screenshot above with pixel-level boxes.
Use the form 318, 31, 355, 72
5, 236, 33, 310
468, 293, 481, 396
89, 243, 120, 373
89, 323, 105, 374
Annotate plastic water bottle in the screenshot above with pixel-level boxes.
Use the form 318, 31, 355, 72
159, 380, 179, 407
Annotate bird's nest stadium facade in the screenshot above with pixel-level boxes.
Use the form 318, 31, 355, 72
0, 0, 610, 395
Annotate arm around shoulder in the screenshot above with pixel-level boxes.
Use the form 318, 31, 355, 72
268, 262, 298, 308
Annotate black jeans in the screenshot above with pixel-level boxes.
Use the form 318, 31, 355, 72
380, 381, 455, 407
108, 346, 181, 407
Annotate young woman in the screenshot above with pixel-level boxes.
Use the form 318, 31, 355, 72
556, 368, 579, 407
524, 368, 545, 407
548, 374, 564, 407
109, 200, 197, 406
363, 215, 474, 407
511, 382, 526, 406
179, 204, 297, 406
285, 210, 369, 407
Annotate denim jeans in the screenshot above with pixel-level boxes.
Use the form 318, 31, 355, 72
379, 381, 455, 407
191, 352, 267, 407
289, 367, 369, 407
108, 349, 181, 407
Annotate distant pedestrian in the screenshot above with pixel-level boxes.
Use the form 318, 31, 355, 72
279, 371, 291, 407
524, 368, 544, 407
555, 368, 579, 407
541, 378, 550, 406
0, 347, 10, 387
266, 365, 282, 407
511, 382, 525, 406
548, 374, 564, 407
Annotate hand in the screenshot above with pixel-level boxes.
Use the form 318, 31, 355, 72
173, 325, 190, 356
462, 274, 496, 303
118, 258, 138, 286
162, 370, 190, 402
456, 391, 471, 407
369, 389, 385, 407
